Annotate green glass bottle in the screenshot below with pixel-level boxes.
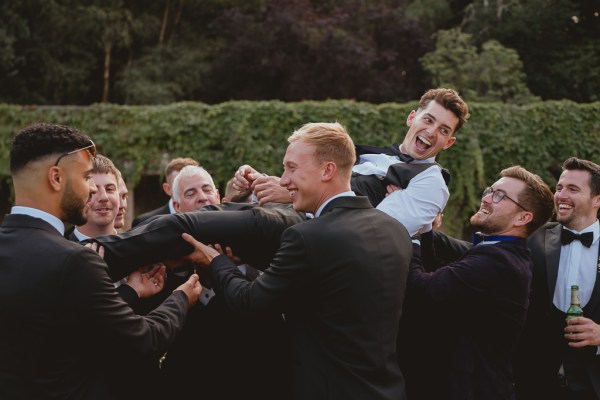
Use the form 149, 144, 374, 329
567, 285, 584, 319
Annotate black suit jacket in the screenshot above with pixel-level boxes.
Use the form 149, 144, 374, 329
408, 239, 532, 400
95, 203, 308, 280
209, 196, 411, 400
131, 202, 171, 228
515, 222, 600, 399
0, 214, 189, 400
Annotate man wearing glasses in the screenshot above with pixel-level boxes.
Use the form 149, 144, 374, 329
0, 123, 201, 399
405, 166, 554, 400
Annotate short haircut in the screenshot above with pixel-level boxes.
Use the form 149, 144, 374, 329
562, 157, 600, 197
418, 88, 470, 132
165, 157, 199, 180
92, 154, 119, 181
10, 123, 93, 174
287, 122, 356, 180
500, 166, 554, 235
172, 165, 216, 203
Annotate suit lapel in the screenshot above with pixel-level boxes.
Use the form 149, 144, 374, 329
545, 224, 562, 299
583, 244, 600, 313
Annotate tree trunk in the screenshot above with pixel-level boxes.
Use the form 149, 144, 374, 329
102, 41, 112, 103
159, 0, 171, 45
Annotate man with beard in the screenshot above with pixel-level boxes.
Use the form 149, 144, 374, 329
406, 166, 554, 400
0, 123, 200, 400
515, 158, 600, 400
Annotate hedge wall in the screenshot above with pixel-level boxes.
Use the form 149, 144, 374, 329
1, 100, 598, 237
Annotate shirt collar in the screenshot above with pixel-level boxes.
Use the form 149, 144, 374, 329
10, 206, 65, 235
315, 191, 356, 217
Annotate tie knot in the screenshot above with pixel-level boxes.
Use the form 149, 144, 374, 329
561, 228, 593, 248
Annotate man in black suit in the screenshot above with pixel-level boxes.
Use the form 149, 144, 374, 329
181, 122, 412, 399
0, 123, 201, 400
515, 158, 600, 400
408, 166, 554, 400
131, 156, 199, 227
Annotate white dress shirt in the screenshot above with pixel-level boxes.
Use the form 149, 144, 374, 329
352, 149, 449, 237
10, 206, 65, 235
553, 220, 600, 312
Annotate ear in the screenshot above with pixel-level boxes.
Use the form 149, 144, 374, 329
163, 182, 172, 197
48, 166, 63, 192
406, 110, 417, 127
592, 194, 600, 211
442, 136, 457, 150
321, 161, 337, 182
515, 211, 533, 228
173, 200, 181, 212
215, 189, 221, 203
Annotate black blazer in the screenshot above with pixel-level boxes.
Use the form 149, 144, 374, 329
0, 214, 189, 400
131, 202, 171, 228
515, 222, 600, 399
94, 203, 308, 280
209, 196, 411, 400
408, 239, 532, 400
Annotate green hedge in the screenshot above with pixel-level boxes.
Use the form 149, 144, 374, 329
1, 100, 599, 237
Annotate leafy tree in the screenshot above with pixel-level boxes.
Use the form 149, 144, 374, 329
462, 0, 600, 101
421, 28, 537, 103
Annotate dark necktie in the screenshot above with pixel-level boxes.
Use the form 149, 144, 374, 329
561, 228, 594, 248
386, 143, 413, 163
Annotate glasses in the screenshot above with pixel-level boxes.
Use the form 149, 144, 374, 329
482, 187, 528, 211
54, 140, 97, 166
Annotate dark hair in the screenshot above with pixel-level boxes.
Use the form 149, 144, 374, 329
562, 157, 600, 197
418, 88, 470, 132
500, 165, 555, 235
10, 123, 92, 173
165, 157, 199, 178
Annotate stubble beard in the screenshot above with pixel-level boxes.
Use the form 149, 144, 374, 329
61, 181, 88, 226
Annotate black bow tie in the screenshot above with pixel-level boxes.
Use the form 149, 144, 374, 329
561, 229, 594, 248
386, 144, 413, 163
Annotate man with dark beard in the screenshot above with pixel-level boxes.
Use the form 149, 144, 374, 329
0, 123, 201, 400
406, 166, 554, 400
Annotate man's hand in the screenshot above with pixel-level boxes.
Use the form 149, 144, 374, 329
253, 175, 290, 205
565, 316, 600, 347
126, 264, 166, 298
233, 164, 259, 191
181, 233, 221, 267
174, 273, 201, 307
84, 241, 105, 258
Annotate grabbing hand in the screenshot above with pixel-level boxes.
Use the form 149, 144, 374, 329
126, 264, 166, 298
564, 316, 600, 347
175, 273, 202, 307
180, 233, 221, 267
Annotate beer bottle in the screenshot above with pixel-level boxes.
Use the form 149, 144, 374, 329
567, 285, 584, 319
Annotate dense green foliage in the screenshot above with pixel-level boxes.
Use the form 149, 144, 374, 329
0, 0, 597, 105
1, 100, 598, 237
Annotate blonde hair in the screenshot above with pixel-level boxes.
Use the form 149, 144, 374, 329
288, 122, 356, 180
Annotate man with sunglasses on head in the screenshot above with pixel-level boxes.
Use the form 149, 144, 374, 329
406, 166, 554, 400
0, 123, 201, 400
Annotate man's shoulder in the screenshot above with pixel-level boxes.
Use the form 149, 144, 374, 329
132, 203, 170, 226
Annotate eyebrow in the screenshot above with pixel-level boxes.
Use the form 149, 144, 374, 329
423, 112, 454, 133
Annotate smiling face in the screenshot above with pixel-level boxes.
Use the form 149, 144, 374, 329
280, 140, 327, 214
555, 169, 599, 231
400, 100, 458, 160
173, 173, 220, 212
83, 172, 119, 232
114, 177, 128, 229
470, 177, 527, 235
